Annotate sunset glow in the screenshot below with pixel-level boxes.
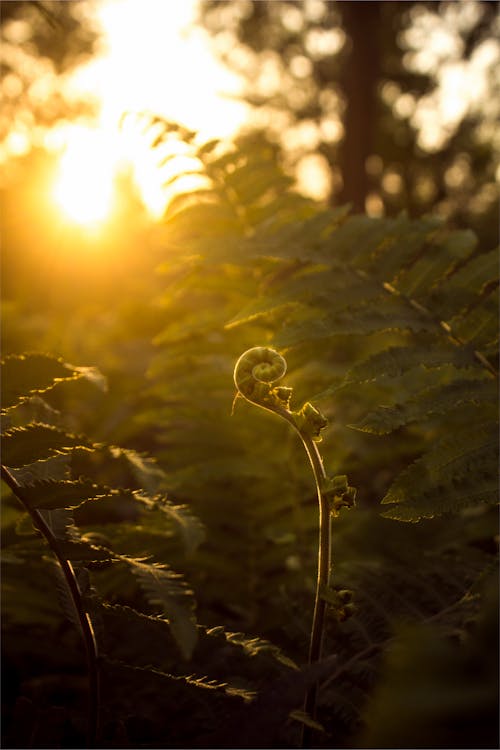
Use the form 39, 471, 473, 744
48, 0, 247, 228
52, 127, 117, 227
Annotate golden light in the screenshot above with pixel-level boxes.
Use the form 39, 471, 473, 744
46, 0, 248, 228
52, 127, 118, 228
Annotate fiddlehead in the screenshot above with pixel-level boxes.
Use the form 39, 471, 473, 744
233, 346, 292, 414
233, 348, 355, 746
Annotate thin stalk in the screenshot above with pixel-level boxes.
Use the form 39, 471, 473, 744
233, 348, 335, 748
1, 465, 100, 747
271, 411, 331, 745
296, 434, 330, 748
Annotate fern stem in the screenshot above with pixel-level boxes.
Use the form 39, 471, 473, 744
1, 465, 100, 747
233, 348, 335, 748
297, 435, 330, 748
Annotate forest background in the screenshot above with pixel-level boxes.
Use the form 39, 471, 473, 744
1, 2, 499, 749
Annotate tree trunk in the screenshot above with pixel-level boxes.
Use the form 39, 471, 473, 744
337, 1, 381, 212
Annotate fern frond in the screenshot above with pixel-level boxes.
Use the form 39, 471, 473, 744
164, 202, 242, 242
317, 534, 491, 735
450, 284, 498, 347
1, 423, 92, 467
121, 555, 197, 659
351, 377, 497, 434
276, 294, 434, 347
38, 508, 79, 541
47, 558, 83, 630
1, 354, 105, 413
56, 539, 113, 563
395, 229, 477, 298
381, 422, 498, 520
222, 630, 298, 671
226, 266, 381, 328
136, 493, 205, 555
14, 479, 109, 510
337, 341, 475, 385
430, 248, 499, 320
94, 602, 178, 668
7, 454, 72, 484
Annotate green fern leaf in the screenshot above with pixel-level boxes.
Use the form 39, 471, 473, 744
340, 342, 475, 385
8, 454, 72, 484
276, 294, 434, 346
164, 202, 241, 241
365, 216, 442, 281
114, 448, 167, 494
94, 602, 178, 667
137, 494, 205, 555
17, 479, 109, 510
430, 248, 499, 320
318, 214, 439, 270
13, 508, 79, 541
351, 377, 497, 434
381, 422, 499, 520
227, 268, 381, 328
450, 285, 499, 347
47, 558, 82, 630
1, 354, 105, 413
124, 556, 197, 659
1, 424, 92, 467
56, 539, 113, 563
164, 188, 222, 218
224, 160, 293, 204
39, 508, 79, 541
396, 230, 477, 298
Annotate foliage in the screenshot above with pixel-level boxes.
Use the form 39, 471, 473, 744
199, 0, 500, 246
145, 122, 498, 746
0, 2, 98, 150
2, 123, 498, 748
1, 353, 309, 748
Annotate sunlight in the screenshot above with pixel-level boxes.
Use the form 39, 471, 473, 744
52, 127, 117, 228
48, 0, 247, 225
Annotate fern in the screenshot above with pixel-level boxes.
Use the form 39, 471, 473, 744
1, 353, 106, 413
4, 127, 498, 748
1, 423, 92, 466
313, 510, 495, 741
149, 129, 498, 530
1, 349, 309, 747
120, 555, 197, 660
141, 126, 498, 746
381, 422, 498, 521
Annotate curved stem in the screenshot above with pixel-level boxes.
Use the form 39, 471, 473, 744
296, 434, 330, 748
273, 412, 331, 746
234, 349, 334, 747
1, 465, 100, 747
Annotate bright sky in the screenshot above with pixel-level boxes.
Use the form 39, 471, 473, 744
72, 0, 247, 138
51, 0, 249, 225
4, 0, 498, 228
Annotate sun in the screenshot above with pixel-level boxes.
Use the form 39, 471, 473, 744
48, 0, 248, 229
52, 127, 118, 228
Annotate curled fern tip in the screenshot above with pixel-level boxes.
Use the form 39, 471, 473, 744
234, 347, 290, 410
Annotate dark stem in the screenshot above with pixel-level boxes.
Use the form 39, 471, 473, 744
297, 434, 330, 749
1, 465, 100, 747
235, 377, 333, 748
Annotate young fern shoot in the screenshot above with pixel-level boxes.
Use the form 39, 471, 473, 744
233, 347, 355, 744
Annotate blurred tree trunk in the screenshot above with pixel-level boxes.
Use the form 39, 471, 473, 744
337, 1, 382, 212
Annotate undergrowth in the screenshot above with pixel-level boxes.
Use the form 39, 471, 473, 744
1, 118, 498, 748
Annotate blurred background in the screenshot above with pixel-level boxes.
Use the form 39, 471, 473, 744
2, 5, 498, 746
2, 0, 499, 359
1, 0, 499, 253
2, 0, 498, 386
